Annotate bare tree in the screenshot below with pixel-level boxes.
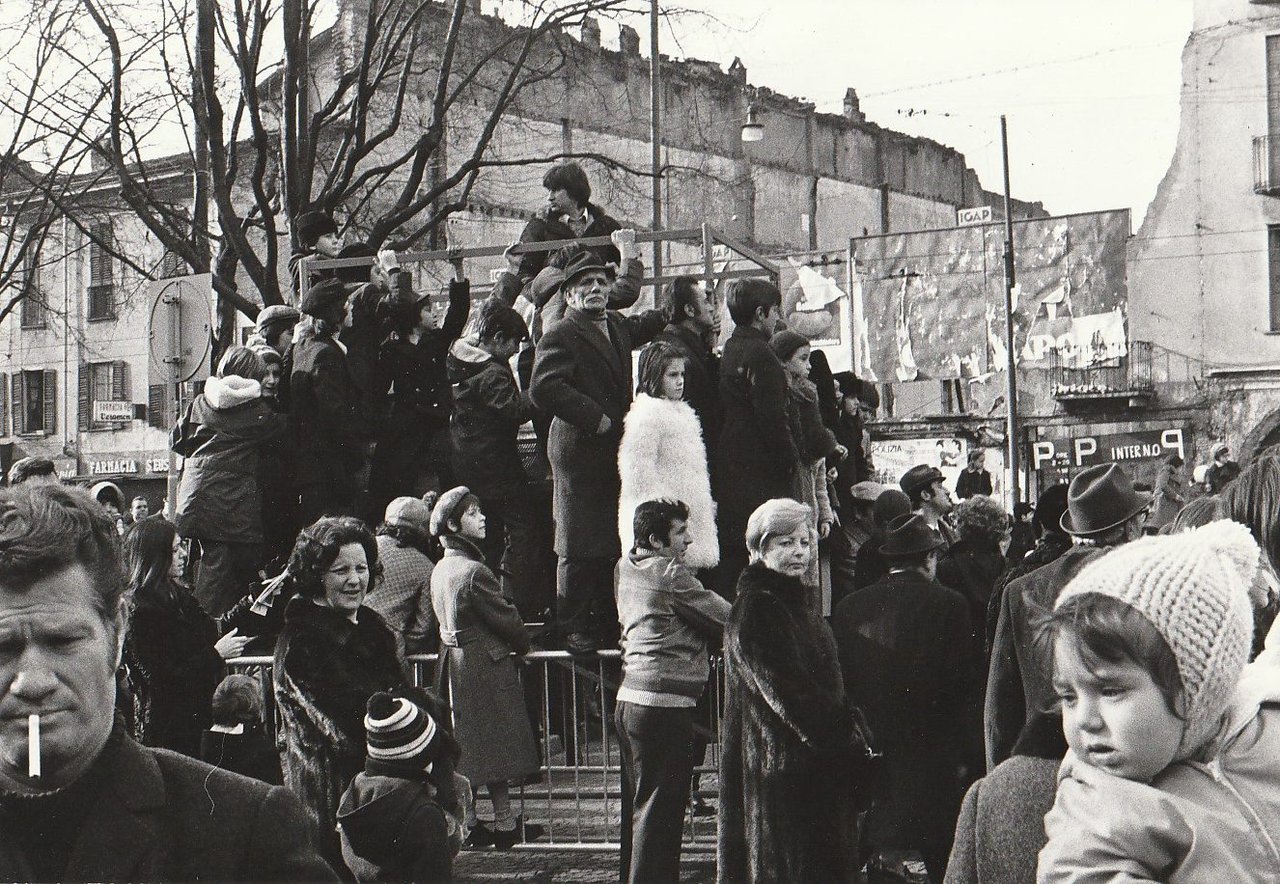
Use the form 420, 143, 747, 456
10, 0, 653, 341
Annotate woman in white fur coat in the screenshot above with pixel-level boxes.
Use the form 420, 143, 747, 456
618, 342, 720, 569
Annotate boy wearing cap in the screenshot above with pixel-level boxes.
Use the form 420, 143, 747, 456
831, 513, 977, 882
337, 691, 465, 883
985, 464, 1150, 770
290, 209, 344, 295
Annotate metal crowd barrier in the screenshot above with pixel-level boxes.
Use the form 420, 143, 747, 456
229, 649, 724, 852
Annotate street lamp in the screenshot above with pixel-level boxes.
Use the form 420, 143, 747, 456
741, 104, 764, 142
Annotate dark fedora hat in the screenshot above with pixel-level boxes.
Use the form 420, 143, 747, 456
880, 513, 946, 557
1060, 463, 1153, 536
558, 250, 615, 294
899, 464, 945, 497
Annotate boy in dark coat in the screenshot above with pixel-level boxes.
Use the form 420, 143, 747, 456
338, 692, 464, 883
831, 513, 978, 883
200, 674, 283, 785
290, 209, 344, 296
711, 279, 794, 597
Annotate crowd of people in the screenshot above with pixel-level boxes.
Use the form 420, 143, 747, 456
2, 161, 1279, 884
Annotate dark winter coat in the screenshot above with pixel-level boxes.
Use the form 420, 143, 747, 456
714, 327, 797, 562
831, 569, 979, 870
447, 337, 531, 501
122, 588, 225, 758
655, 322, 721, 449
530, 305, 665, 558
380, 280, 470, 429
718, 563, 868, 884
171, 375, 286, 544
491, 203, 623, 304
429, 535, 539, 785
200, 723, 284, 785
984, 545, 1103, 770
937, 537, 1006, 657
340, 283, 397, 425
273, 596, 408, 858
986, 533, 1072, 657
955, 468, 993, 500
338, 772, 453, 884
0, 725, 336, 882
289, 329, 368, 497
1206, 458, 1241, 494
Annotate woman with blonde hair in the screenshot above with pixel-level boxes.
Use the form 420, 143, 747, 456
718, 498, 872, 883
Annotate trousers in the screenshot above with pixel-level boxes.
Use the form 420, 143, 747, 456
615, 702, 694, 884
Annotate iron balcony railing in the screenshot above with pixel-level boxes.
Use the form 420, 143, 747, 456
1050, 339, 1154, 400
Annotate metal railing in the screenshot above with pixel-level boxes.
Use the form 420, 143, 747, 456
229, 649, 723, 852
1050, 339, 1154, 399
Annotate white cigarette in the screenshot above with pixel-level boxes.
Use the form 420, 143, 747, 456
27, 714, 39, 779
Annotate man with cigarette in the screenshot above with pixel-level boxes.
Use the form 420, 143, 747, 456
0, 484, 336, 881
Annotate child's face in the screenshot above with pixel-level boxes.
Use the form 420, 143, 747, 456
784, 346, 811, 380
458, 503, 486, 541
1053, 634, 1182, 783
659, 359, 685, 401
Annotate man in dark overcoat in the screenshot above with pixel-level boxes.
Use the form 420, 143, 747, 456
0, 484, 335, 882
656, 275, 721, 449
530, 251, 665, 652
710, 278, 794, 597
984, 463, 1150, 769
289, 278, 369, 526
831, 513, 977, 883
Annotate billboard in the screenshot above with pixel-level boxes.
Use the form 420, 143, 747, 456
852, 210, 1130, 382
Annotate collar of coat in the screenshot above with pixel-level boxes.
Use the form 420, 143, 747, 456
282, 594, 369, 643
737, 561, 808, 607
439, 534, 486, 562
729, 324, 770, 343
662, 321, 713, 357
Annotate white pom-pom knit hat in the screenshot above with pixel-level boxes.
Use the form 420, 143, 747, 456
1056, 519, 1259, 760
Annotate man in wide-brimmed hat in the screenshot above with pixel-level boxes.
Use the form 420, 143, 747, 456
529, 251, 667, 653
984, 463, 1152, 769
831, 513, 977, 882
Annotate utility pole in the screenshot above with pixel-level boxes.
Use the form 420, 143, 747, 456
1000, 115, 1022, 505
649, 0, 663, 279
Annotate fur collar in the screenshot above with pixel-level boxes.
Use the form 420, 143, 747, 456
736, 562, 808, 608
203, 375, 262, 410
282, 594, 369, 643
626, 392, 697, 427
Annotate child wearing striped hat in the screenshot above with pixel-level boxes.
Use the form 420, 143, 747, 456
1037, 520, 1280, 882
337, 691, 467, 882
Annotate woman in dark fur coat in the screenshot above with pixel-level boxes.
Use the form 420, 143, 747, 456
274, 516, 410, 867
718, 498, 872, 883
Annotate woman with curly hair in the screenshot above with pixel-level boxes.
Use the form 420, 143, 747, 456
121, 517, 251, 759
937, 495, 1010, 659
273, 516, 409, 866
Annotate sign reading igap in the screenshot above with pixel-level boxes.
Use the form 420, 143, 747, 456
956, 206, 993, 227
1029, 427, 1186, 471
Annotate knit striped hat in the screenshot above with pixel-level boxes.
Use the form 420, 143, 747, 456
1056, 519, 1258, 760
364, 692, 442, 773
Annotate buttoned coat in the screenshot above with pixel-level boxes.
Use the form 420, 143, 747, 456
0, 729, 336, 882
530, 306, 665, 558
430, 535, 539, 785
289, 329, 367, 497
983, 545, 1105, 769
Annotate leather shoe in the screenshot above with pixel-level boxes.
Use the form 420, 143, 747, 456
564, 632, 599, 654
492, 815, 545, 850
461, 822, 494, 850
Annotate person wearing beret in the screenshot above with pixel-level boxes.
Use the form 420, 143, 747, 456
983, 464, 1150, 770
831, 513, 978, 884
289, 278, 372, 525
529, 251, 666, 653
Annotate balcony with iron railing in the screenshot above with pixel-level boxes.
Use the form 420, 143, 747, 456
1051, 339, 1155, 406
1255, 135, 1280, 195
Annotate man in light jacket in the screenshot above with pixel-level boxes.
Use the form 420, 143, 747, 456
614, 498, 731, 884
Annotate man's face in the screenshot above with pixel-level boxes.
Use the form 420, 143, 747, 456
652, 519, 693, 563
757, 303, 782, 334
567, 271, 610, 314
685, 283, 719, 336
0, 565, 122, 794
547, 187, 579, 216
923, 480, 954, 515
271, 325, 295, 356
130, 499, 148, 521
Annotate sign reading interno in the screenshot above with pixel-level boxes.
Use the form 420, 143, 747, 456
1029, 427, 1186, 471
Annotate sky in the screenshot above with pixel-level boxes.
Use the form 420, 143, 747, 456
634, 0, 1194, 226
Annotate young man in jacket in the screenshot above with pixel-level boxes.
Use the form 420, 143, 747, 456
615, 499, 731, 884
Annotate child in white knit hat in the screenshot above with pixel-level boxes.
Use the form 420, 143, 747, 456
1038, 519, 1280, 882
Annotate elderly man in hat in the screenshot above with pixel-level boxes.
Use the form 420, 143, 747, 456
984, 463, 1151, 770
370, 497, 439, 654
831, 512, 977, 883
290, 277, 370, 525
900, 463, 957, 546
529, 251, 666, 653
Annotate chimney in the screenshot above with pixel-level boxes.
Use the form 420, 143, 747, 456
618, 24, 640, 56
843, 88, 865, 123
728, 57, 747, 85
581, 16, 601, 48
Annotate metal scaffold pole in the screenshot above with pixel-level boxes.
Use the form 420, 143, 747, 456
1001, 114, 1022, 505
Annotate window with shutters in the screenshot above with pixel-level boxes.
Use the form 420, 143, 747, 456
13, 369, 55, 436
87, 222, 116, 321
148, 384, 170, 429
19, 250, 47, 329
86, 360, 131, 430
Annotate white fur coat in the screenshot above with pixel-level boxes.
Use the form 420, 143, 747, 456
618, 393, 720, 569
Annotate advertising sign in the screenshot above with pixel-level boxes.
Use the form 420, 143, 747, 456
92, 401, 134, 423
1029, 427, 1185, 471
957, 206, 993, 226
